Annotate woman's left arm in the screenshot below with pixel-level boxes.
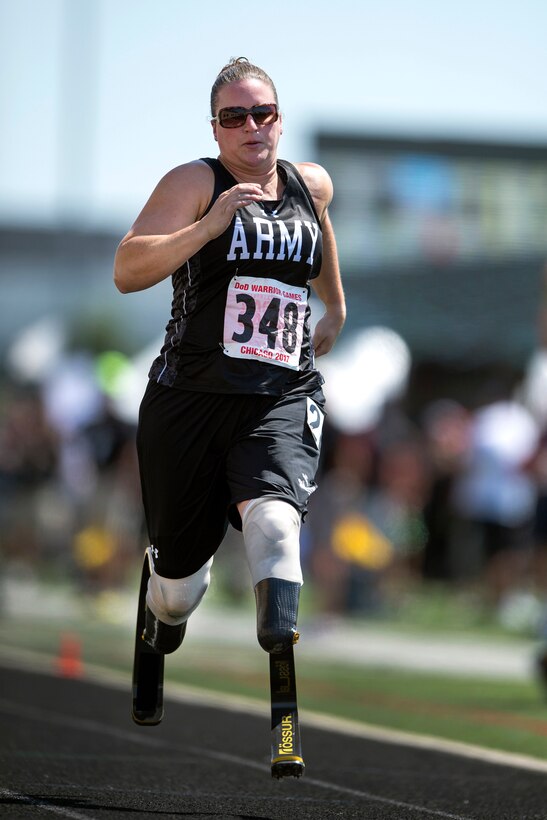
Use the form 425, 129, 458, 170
297, 163, 346, 356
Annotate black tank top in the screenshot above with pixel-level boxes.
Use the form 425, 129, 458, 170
148, 158, 324, 395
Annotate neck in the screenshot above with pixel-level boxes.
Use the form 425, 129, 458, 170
219, 156, 281, 198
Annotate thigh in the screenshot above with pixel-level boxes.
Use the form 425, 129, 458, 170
136, 382, 232, 578
227, 388, 326, 529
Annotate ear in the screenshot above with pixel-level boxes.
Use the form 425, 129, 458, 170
279, 112, 283, 135
211, 120, 218, 142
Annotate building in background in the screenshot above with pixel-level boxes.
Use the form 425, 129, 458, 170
0, 224, 171, 366
317, 132, 547, 413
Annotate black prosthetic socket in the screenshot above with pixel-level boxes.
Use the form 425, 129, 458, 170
255, 578, 301, 654
143, 606, 187, 655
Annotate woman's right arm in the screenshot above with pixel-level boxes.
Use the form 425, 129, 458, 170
113, 160, 263, 293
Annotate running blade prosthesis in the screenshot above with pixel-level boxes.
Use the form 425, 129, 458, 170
132, 551, 304, 776
270, 644, 305, 778
132, 551, 164, 726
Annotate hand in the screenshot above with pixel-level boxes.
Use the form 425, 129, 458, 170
312, 310, 345, 357
201, 183, 263, 240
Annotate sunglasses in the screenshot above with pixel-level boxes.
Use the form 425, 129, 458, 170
213, 103, 279, 129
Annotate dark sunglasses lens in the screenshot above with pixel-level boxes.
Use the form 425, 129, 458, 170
252, 105, 277, 124
219, 108, 247, 128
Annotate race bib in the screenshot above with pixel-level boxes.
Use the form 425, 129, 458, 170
223, 275, 307, 370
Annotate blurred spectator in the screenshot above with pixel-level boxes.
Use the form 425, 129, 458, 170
421, 399, 470, 581
305, 429, 380, 615
452, 399, 539, 609
371, 433, 431, 587
530, 430, 547, 685
0, 350, 144, 599
529, 431, 547, 600
0, 386, 58, 565
70, 400, 142, 591
521, 268, 547, 671
305, 409, 431, 616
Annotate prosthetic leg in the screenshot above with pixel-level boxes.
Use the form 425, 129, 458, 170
132, 548, 211, 726
132, 550, 164, 725
242, 498, 305, 778
255, 578, 304, 779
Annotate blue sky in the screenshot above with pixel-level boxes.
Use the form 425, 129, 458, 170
2, 0, 547, 230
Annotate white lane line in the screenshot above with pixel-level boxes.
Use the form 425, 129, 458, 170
0, 645, 547, 774
89, 657, 547, 775
299, 710, 547, 775
300, 776, 472, 820
0, 788, 90, 820
0, 698, 166, 748
0, 698, 474, 819
3, 647, 547, 775
187, 748, 475, 820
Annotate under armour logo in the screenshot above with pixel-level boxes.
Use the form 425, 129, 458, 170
297, 473, 316, 495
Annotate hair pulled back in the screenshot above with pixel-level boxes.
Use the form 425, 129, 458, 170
210, 57, 279, 116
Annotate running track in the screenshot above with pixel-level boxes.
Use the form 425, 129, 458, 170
1, 662, 546, 819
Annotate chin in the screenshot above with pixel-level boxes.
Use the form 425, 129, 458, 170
244, 147, 271, 163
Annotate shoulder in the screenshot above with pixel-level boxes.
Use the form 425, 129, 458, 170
293, 162, 333, 220
130, 160, 216, 232
155, 159, 215, 203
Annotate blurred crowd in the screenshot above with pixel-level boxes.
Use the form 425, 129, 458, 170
0, 354, 143, 597
306, 387, 547, 630
1, 346, 547, 641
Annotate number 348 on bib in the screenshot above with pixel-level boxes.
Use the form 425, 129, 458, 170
223, 275, 308, 370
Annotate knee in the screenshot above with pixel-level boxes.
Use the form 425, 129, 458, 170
146, 557, 213, 626
244, 497, 299, 543
242, 498, 302, 587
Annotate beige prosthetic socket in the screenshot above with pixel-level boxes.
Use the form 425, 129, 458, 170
241, 497, 303, 587
241, 497, 303, 654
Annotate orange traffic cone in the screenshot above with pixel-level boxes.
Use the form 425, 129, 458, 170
56, 632, 83, 678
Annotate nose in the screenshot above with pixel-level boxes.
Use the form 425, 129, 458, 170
243, 113, 259, 130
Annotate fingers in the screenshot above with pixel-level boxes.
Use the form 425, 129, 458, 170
203, 183, 263, 239
313, 313, 343, 357
312, 330, 331, 357
222, 183, 263, 211
313, 338, 332, 357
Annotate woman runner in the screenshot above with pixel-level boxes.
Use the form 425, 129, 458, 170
114, 57, 345, 662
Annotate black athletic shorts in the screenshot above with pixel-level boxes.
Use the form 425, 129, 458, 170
136, 380, 325, 579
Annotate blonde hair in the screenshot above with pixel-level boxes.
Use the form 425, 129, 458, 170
210, 57, 278, 116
